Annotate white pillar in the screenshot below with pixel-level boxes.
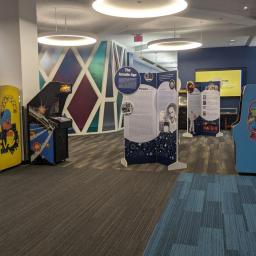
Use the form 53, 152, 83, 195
0, 0, 39, 106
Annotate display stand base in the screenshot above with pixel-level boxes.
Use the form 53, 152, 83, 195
168, 161, 187, 171
216, 132, 224, 138
182, 132, 193, 138
121, 158, 187, 170
121, 158, 128, 168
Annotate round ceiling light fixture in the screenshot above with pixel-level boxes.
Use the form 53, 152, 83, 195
38, 32, 97, 47
92, 0, 188, 18
147, 38, 202, 51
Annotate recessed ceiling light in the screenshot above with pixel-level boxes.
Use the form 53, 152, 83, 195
38, 33, 97, 46
230, 39, 235, 42
147, 38, 202, 51
243, 6, 248, 10
92, 0, 188, 18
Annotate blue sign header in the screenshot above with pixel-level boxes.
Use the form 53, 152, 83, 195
115, 66, 140, 94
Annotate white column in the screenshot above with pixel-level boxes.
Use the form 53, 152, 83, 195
0, 0, 39, 105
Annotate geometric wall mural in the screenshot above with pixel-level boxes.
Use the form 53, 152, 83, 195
39, 40, 126, 135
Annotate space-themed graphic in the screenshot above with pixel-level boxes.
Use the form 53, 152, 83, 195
28, 102, 56, 164
0, 96, 19, 154
28, 82, 73, 164
248, 101, 256, 140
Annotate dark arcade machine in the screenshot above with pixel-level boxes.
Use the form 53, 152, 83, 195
27, 82, 73, 164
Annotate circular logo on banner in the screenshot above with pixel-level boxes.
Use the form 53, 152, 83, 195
169, 79, 176, 90
115, 66, 140, 94
144, 73, 154, 82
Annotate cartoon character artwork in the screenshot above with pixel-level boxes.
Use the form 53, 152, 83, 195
0, 97, 19, 155
0, 86, 22, 171
248, 101, 256, 140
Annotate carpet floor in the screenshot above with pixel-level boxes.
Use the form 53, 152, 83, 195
0, 131, 238, 256
144, 173, 256, 256
66, 130, 236, 175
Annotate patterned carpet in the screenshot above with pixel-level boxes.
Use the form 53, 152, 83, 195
144, 173, 256, 256
66, 130, 236, 175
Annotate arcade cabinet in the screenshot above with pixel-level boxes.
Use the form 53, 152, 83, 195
0, 85, 22, 171
27, 82, 73, 164
232, 84, 256, 174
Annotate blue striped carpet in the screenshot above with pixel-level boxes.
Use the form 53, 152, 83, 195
144, 173, 256, 256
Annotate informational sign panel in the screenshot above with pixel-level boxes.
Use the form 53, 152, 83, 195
0, 85, 22, 171
186, 81, 221, 136
156, 72, 178, 165
115, 66, 141, 95
116, 69, 181, 167
195, 69, 242, 97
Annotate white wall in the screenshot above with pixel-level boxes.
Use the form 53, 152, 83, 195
19, 0, 39, 105
0, 1, 22, 89
0, 0, 39, 105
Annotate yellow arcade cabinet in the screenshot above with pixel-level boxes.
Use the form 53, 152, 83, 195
0, 85, 22, 171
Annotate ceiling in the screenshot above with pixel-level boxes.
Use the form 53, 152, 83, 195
37, 0, 256, 69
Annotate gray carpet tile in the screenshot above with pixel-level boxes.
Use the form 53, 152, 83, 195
197, 227, 225, 256
201, 201, 223, 229
243, 204, 256, 232
185, 190, 205, 212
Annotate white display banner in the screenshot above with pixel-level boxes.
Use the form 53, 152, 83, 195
124, 84, 157, 143
201, 90, 220, 121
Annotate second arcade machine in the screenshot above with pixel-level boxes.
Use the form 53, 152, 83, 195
232, 84, 256, 174
27, 82, 73, 164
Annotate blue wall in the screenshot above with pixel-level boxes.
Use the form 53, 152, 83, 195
178, 46, 256, 109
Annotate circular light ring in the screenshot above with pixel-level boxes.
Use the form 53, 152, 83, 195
147, 38, 202, 51
38, 34, 97, 46
92, 0, 188, 18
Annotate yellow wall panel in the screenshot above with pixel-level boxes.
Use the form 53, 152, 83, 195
195, 70, 242, 97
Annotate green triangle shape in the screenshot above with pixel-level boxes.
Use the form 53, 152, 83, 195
39, 72, 45, 89
117, 92, 123, 125
87, 108, 100, 133
88, 41, 107, 92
